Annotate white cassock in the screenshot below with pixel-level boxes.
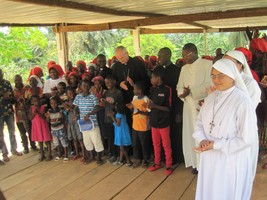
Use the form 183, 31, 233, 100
177, 58, 212, 168
193, 86, 258, 200
43, 77, 67, 94
241, 72, 261, 109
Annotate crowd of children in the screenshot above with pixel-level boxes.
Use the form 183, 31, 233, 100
1, 54, 177, 175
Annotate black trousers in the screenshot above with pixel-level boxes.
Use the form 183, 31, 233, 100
132, 129, 151, 161
103, 123, 117, 156
16, 121, 36, 150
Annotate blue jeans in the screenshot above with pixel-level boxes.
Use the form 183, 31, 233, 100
0, 114, 18, 155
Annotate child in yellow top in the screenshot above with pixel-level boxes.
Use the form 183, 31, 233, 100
127, 81, 151, 167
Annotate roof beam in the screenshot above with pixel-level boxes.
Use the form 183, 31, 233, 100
8, 0, 164, 17
184, 22, 211, 29
52, 7, 267, 32
0, 23, 55, 27
139, 26, 267, 34
140, 28, 203, 34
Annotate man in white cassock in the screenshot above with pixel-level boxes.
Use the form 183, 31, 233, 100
224, 50, 261, 109
177, 43, 212, 173
193, 59, 258, 200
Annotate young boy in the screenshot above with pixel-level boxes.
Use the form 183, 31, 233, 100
46, 96, 69, 161
57, 82, 68, 102
145, 69, 173, 175
100, 75, 124, 163
73, 80, 104, 165
126, 81, 151, 167
14, 74, 37, 154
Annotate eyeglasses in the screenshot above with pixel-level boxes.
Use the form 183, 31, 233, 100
210, 73, 226, 80
182, 52, 193, 58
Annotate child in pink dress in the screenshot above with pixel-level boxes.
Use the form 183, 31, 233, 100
29, 95, 52, 161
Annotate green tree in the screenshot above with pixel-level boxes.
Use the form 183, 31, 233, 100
118, 34, 176, 61
68, 30, 129, 63
0, 27, 49, 82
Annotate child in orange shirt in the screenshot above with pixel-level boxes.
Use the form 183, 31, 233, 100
127, 81, 151, 167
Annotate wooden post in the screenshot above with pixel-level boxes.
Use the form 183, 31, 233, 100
133, 28, 141, 56
203, 29, 207, 55
55, 24, 68, 71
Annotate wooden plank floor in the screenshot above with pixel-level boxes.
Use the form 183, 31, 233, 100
0, 152, 266, 200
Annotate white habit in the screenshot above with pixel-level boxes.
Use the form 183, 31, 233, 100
241, 72, 261, 109
177, 58, 212, 168
193, 86, 258, 200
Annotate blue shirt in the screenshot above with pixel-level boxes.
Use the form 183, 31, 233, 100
73, 93, 99, 127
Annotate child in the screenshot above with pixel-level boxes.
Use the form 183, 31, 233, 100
107, 103, 132, 166
100, 75, 124, 163
73, 80, 104, 165
57, 82, 68, 102
144, 69, 173, 175
25, 75, 43, 99
14, 74, 38, 154
67, 72, 79, 90
91, 76, 107, 154
126, 81, 151, 167
46, 96, 69, 161
64, 86, 85, 160
29, 95, 52, 161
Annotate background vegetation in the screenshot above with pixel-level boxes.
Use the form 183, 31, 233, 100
1, 26, 264, 84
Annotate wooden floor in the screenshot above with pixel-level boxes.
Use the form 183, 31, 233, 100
0, 151, 266, 200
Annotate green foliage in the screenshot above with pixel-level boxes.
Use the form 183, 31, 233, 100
0, 27, 48, 66
118, 34, 176, 58
68, 30, 129, 63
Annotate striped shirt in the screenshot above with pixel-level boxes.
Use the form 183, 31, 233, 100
73, 93, 99, 127
49, 109, 64, 131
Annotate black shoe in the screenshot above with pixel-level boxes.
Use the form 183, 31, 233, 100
23, 149, 29, 154
31, 146, 39, 151
191, 168, 198, 175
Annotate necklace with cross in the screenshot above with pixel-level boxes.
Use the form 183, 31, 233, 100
209, 88, 235, 134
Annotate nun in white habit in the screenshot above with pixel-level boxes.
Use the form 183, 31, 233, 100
224, 50, 261, 109
193, 59, 258, 200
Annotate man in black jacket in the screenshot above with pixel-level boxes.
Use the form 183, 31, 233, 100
112, 46, 150, 126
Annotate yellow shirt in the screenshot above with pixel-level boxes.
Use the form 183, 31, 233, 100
132, 95, 150, 131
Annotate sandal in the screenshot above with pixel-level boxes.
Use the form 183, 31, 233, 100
54, 156, 60, 161
38, 155, 45, 162
262, 163, 267, 169
80, 157, 85, 163
72, 155, 78, 161
3, 155, 10, 162
63, 157, 69, 162
0, 160, 5, 165
12, 151, 23, 156
83, 160, 90, 165
125, 162, 133, 167
46, 156, 53, 161
96, 160, 103, 166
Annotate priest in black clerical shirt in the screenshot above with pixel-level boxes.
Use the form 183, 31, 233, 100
112, 46, 150, 104
154, 47, 184, 164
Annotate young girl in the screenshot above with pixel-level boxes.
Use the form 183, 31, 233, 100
46, 96, 69, 161
29, 95, 52, 161
64, 86, 85, 161
107, 103, 132, 167
91, 76, 107, 153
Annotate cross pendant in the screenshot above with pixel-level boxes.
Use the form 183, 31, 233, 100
209, 121, 215, 133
